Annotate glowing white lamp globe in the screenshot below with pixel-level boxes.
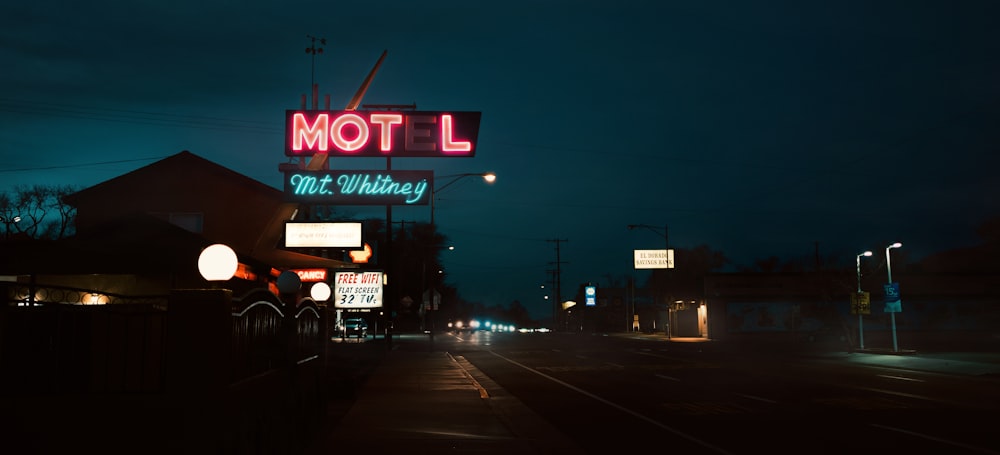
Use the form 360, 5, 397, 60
310, 282, 331, 301
198, 244, 238, 281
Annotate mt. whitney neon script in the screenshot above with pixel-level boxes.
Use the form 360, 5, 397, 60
283, 170, 432, 205
285, 110, 481, 157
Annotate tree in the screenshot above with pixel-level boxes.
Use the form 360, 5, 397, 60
1, 184, 79, 240
644, 244, 730, 301
914, 214, 1000, 273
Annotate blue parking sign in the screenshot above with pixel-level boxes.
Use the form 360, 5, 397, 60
883, 282, 902, 313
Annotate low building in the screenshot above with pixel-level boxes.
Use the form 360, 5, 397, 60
1, 150, 354, 300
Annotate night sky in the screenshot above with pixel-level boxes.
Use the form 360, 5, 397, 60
3, 1, 999, 320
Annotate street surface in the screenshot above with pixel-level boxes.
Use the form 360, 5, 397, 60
388, 330, 1000, 454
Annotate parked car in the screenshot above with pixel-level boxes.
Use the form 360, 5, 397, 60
342, 318, 368, 338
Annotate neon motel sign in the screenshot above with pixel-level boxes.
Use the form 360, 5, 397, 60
284, 170, 432, 205
285, 110, 481, 157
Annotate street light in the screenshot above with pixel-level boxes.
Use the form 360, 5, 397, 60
431, 172, 496, 226
627, 223, 672, 338
855, 250, 872, 350
1, 215, 21, 240
885, 242, 902, 283
423, 172, 492, 335
856, 251, 872, 293
886, 242, 902, 352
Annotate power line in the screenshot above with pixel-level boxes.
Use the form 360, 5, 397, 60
0, 156, 168, 173
0, 98, 281, 134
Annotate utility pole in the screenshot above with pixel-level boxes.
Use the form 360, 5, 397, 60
545, 269, 557, 323
547, 238, 568, 330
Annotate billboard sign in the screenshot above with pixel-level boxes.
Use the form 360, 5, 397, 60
284, 222, 362, 248
633, 249, 675, 269
333, 270, 383, 309
283, 170, 432, 205
286, 110, 481, 158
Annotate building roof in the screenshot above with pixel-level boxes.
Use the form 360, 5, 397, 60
62, 150, 352, 272
63, 150, 279, 206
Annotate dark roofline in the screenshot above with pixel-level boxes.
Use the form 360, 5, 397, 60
64, 150, 280, 204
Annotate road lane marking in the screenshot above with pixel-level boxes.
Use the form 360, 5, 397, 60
877, 374, 925, 382
735, 393, 776, 404
489, 350, 735, 455
870, 423, 1000, 455
662, 401, 753, 416
537, 364, 624, 372
655, 374, 680, 382
854, 386, 968, 408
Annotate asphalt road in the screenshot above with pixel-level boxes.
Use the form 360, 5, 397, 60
425, 330, 1000, 455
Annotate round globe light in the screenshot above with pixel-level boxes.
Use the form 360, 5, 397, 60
276, 270, 302, 294
198, 244, 238, 281
310, 282, 331, 301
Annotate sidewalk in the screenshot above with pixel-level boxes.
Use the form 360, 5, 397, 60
302, 335, 1000, 455
820, 349, 1000, 376
629, 332, 1000, 376
302, 348, 583, 455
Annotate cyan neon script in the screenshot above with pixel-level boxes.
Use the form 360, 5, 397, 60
284, 170, 433, 205
285, 110, 481, 157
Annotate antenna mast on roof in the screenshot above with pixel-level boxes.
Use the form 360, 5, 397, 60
305, 35, 326, 94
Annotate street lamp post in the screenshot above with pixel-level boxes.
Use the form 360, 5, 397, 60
886, 242, 902, 352
627, 223, 671, 338
424, 172, 493, 336
430, 172, 496, 226
855, 250, 872, 350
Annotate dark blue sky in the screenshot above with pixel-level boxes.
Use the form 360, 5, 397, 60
3, 1, 999, 319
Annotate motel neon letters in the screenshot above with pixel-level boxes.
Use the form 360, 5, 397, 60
284, 170, 432, 205
285, 110, 481, 157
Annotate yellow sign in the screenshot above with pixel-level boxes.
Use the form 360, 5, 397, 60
850, 291, 871, 315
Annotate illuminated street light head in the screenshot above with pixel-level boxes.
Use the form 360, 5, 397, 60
888, 242, 902, 249
482, 172, 496, 183
861, 251, 873, 257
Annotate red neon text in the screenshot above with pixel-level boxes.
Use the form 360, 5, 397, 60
293, 268, 328, 282
336, 271, 381, 285
286, 110, 479, 158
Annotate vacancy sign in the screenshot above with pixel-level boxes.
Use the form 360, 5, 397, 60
634, 249, 674, 269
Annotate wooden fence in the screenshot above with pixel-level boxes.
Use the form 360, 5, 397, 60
0, 283, 329, 454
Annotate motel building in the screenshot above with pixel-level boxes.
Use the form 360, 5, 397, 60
0, 150, 359, 304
